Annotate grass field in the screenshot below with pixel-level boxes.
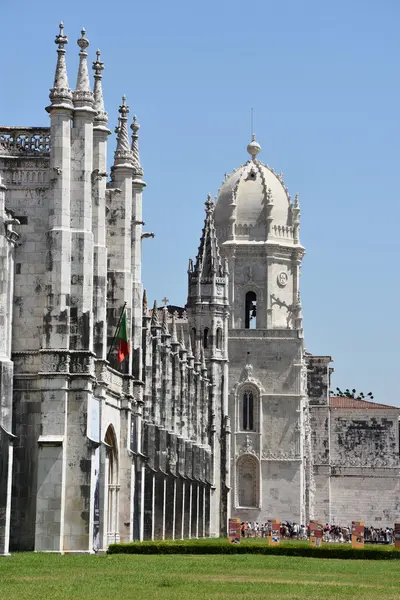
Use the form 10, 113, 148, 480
1, 552, 400, 599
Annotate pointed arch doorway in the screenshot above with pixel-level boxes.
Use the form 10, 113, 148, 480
105, 425, 120, 545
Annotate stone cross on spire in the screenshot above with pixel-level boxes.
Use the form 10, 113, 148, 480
48, 22, 73, 108
114, 96, 133, 166
73, 28, 94, 108
92, 49, 108, 126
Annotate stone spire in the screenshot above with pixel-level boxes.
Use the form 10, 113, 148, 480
73, 28, 94, 108
114, 96, 133, 166
130, 115, 144, 177
92, 49, 108, 126
151, 299, 160, 328
49, 22, 73, 108
142, 289, 148, 317
171, 313, 178, 344
194, 194, 223, 278
179, 326, 186, 350
161, 307, 170, 336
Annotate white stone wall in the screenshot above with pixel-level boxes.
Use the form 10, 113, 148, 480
330, 475, 400, 527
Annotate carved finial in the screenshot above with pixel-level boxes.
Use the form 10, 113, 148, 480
130, 115, 144, 177
294, 192, 300, 208
247, 133, 261, 158
161, 307, 170, 336
48, 22, 73, 108
114, 96, 133, 165
171, 313, 178, 343
205, 193, 214, 213
179, 326, 186, 350
151, 299, 160, 328
74, 27, 94, 107
142, 289, 148, 317
92, 49, 108, 125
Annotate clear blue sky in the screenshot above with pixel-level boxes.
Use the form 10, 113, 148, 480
1, 0, 399, 404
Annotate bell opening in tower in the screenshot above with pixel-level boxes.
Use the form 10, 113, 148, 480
245, 291, 257, 329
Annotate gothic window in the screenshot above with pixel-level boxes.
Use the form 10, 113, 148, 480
237, 455, 258, 507
203, 327, 209, 349
216, 327, 222, 349
245, 291, 257, 329
242, 390, 254, 431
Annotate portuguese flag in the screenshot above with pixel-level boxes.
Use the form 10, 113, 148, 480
117, 309, 129, 363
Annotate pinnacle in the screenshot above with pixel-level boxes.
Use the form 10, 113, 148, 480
171, 313, 178, 343
151, 299, 160, 328
179, 326, 186, 350
114, 95, 133, 165
161, 307, 170, 336
48, 22, 73, 108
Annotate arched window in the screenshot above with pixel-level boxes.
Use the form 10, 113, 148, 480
105, 425, 119, 545
242, 390, 254, 431
216, 327, 222, 350
237, 455, 258, 507
203, 327, 209, 349
245, 291, 257, 329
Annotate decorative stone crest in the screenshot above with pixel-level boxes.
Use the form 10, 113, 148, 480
238, 435, 256, 456
277, 271, 288, 287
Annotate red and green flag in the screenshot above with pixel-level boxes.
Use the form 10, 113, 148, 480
117, 309, 129, 363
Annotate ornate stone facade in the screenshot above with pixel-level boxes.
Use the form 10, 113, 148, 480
0, 25, 399, 555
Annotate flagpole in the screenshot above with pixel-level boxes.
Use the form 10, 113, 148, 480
107, 301, 127, 362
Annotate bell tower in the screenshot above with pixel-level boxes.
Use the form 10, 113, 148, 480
214, 137, 309, 526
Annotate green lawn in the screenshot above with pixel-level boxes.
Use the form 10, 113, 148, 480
1, 552, 400, 600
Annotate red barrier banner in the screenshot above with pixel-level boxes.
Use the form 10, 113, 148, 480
268, 519, 280, 546
394, 523, 400, 550
309, 519, 323, 547
351, 521, 364, 549
228, 518, 241, 544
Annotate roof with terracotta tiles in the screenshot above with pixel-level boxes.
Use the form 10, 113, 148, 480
329, 396, 399, 410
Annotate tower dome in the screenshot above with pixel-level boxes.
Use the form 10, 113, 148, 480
214, 136, 299, 245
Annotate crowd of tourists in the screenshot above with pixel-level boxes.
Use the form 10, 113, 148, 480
240, 521, 395, 544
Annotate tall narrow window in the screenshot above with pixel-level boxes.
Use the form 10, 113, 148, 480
216, 327, 222, 349
203, 328, 209, 349
245, 291, 257, 329
242, 391, 254, 431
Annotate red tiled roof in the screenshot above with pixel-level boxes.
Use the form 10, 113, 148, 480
329, 396, 399, 410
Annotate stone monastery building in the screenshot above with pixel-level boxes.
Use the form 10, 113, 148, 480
1, 25, 399, 555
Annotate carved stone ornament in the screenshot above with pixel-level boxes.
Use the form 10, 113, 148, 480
231, 362, 266, 395
238, 435, 257, 456
277, 271, 288, 287
262, 450, 301, 461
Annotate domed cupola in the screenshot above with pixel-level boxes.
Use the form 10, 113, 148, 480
214, 135, 300, 246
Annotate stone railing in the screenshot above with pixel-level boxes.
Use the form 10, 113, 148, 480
0, 126, 50, 155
